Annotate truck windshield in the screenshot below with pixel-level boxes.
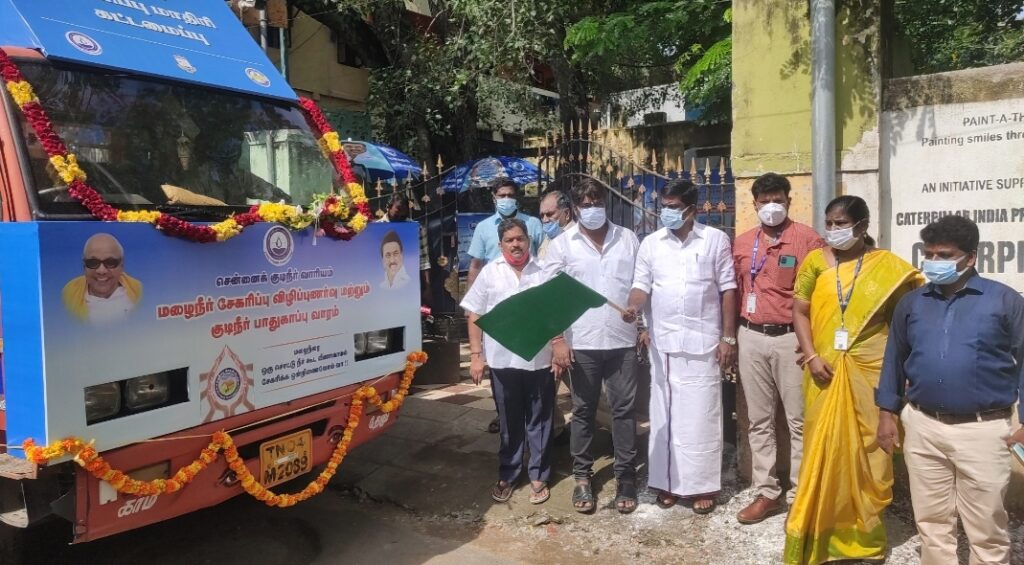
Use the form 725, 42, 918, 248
13, 60, 339, 215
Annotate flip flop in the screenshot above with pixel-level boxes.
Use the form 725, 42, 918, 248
572, 482, 596, 513
491, 480, 513, 503
529, 482, 550, 505
615, 480, 638, 514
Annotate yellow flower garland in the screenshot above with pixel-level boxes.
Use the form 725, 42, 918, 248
5, 79, 37, 106
22, 352, 427, 506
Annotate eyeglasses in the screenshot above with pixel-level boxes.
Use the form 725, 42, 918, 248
84, 258, 122, 269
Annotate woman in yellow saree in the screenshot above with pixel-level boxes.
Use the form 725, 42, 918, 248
783, 196, 923, 564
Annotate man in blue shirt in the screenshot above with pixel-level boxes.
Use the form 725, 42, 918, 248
466, 178, 544, 289
876, 215, 1024, 565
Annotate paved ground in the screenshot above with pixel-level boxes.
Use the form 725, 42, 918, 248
5, 363, 1024, 563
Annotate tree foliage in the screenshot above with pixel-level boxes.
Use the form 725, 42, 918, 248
565, 1, 733, 125
894, 0, 1024, 74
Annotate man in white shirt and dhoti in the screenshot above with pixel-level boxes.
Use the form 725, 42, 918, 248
624, 178, 738, 514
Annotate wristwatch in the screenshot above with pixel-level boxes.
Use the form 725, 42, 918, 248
720, 336, 737, 346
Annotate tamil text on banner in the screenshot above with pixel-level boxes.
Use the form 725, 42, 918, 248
0, 222, 421, 453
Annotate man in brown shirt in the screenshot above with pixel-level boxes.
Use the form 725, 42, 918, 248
732, 173, 824, 524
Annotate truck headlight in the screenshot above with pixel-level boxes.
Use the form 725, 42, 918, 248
85, 382, 121, 424
353, 327, 405, 361
125, 373, 169, 410
365, 330, 389, 354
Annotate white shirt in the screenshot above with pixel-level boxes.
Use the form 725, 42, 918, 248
542, 222, 639, 350
632, 223, 737, 355
85, 286, 134, 324
381, 265, 410, 289
459, 256, 552, 370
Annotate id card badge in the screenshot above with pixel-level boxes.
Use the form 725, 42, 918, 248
834, 328, 850, 351
745, 292, 757, 314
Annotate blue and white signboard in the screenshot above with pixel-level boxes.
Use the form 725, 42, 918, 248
0, 0, 295, 101
0, 222, 420, 455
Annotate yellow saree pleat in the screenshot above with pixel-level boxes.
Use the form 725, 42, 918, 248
784, 250, 921, 564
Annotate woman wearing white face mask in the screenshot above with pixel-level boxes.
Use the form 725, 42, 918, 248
783, 195, 924, 564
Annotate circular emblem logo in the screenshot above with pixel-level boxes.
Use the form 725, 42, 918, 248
66, 31, 102, 56
174, 54, 197, 74
263, 225, 294, 266
213, 368, 241, 402
245, 67, 271, 87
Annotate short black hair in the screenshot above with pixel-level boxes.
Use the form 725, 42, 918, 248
387, 192, 411, 209
662, 178, 698, 207
571, 177, 605, 205
920, 215, 979, 254
380, 230, 403, 255
751, 172, 791, 198
491, 177, 519, 194
497, 217, 527, 241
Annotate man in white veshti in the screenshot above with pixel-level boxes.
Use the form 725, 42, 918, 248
62, 233, 142, 324
623, 178, 738, 514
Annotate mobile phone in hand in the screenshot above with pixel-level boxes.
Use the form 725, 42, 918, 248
1011, 442, 1024, 467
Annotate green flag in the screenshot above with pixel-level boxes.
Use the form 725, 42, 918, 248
475, 272, 608, 360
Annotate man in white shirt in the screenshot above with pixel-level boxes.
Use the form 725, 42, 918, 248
624, 179, 738, 514
379, 230, 410, 289
461, 218, 570, 505
544, 178, 641, 514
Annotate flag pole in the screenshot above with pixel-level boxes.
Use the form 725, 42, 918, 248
604, 299, 629, 316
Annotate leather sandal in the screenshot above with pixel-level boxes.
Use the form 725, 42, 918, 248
491, 480, 514, 503
614, 480, 638, 514
571, 482, 596, 513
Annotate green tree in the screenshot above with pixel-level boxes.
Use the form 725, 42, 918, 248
893, 0, 1024, 74
564, 1, 733, 125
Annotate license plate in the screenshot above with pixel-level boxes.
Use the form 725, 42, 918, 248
259, 429, 312, 488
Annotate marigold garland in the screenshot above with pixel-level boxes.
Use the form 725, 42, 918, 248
21, 352, 427, 506
0, 47, 371, 243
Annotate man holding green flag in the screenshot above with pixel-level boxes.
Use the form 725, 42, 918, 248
461, 218, 575, 505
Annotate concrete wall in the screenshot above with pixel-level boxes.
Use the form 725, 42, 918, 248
732, 0, 883, 234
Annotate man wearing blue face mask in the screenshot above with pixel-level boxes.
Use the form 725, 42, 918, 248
623, 178, 738, 514
876, 215, 1024, 565
467, 178, 544, 290
537, 190, 574, 260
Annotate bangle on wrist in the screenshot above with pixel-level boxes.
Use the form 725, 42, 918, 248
470, 351, 482, 356
801, 353, 819, 368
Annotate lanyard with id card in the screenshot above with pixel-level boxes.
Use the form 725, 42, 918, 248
747, 229, 771, 314
834, 253, 864, 351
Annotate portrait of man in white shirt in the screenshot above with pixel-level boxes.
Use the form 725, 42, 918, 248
379, 230, 410, 290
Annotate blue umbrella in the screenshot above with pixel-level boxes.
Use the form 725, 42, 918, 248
341, 140, 422, 181
440, 156, 549, 193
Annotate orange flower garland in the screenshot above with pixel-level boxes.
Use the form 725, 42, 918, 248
22, 352, 427, 507
0, 47, 369, 243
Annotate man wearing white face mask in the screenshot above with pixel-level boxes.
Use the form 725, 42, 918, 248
731, 173, 823, 523
544, 178, 641, 514
876, 215, 1024, 565
623, 178, 737, 514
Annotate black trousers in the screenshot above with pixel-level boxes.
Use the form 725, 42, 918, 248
490, 367, 555, 483
569, 348, 638, 481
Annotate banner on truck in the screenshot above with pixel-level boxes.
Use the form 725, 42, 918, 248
0, 222, 421, 453
0, 0, 295, 101
883, 97, 1024, 292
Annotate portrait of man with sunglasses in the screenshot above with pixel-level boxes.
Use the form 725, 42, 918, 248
62, 233, 143, 324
